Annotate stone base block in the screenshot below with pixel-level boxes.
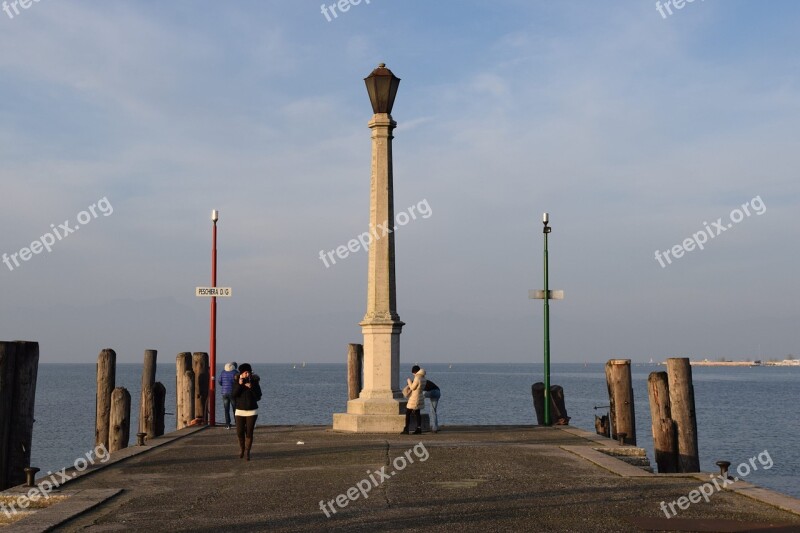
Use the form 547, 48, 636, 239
332, 413, 430, 433
332, 413, 406, 433
345, 397, 406, 415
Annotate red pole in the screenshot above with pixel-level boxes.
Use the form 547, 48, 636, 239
209, 214, 217, 426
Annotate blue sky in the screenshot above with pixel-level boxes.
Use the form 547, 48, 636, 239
1, 1, 799, 363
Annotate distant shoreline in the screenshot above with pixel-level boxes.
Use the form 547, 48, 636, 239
688, 360, 800, 367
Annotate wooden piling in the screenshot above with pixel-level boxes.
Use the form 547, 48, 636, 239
153, 382, 166, 437
647, 371, 678, 473
140, 386, 156, 439
531, 382, 545, 424
594, 414, 610, 438
95, 349, 116, 449
532, 383, 570, 425
347, 343, 363, 401
192, 353, 209, 424
0, 342, 17, 490
605, 359, 636, 445
176, 352, 192, 429
667, 357, 700, 472
6, 341, 38, 488
109, 387, 131, 453
0, 342, 39, 489
141, 349, 157, 391
178, 369, 195, 428
139, 350, 158, 438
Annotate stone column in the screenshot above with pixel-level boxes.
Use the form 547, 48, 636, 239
333, 101, 407, 432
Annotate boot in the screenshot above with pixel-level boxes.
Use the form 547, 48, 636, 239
245, 437, 252, 461
238, 436, 245, 459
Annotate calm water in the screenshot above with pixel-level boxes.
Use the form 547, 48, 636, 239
30, 363, 800, 498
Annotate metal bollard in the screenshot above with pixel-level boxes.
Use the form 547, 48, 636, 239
617, 432, 627, 446
136, 432, 147, 446
24, 467, 40, 487
716, 460, 732, 479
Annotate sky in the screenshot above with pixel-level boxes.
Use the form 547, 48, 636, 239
1, 0, 799, 364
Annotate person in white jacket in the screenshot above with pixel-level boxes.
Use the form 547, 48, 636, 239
402, 366, 426, 434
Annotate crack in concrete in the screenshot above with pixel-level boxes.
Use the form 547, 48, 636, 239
381, 440, 391, 507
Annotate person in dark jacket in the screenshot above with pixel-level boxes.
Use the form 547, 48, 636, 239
232, 363, 262, 460
423, 375, 441, 433
218, 362, 237, 429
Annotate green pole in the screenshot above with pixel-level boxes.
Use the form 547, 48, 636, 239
543, 220, 551, 426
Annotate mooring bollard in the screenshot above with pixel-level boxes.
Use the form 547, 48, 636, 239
153, 382, 166, 437
532, 383, 570, 425
1, 341, 40, 490
176, 352, 192, 429
347, 344, 363, 401
136, 432, 147, 446
192, 353, 209, 424
12, 342, 40, 484
24, 467, 39, 487
667, 358, 700, 472
647, 371, 679, 473
109, 387, 131, 453
617, 432, 627, 446
139, 350, 157, 438
95, 349, 117, 451
716, 460, 731, 479
605, 359, 636, 445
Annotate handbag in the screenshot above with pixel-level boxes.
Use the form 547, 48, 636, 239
402, 385, 411, 398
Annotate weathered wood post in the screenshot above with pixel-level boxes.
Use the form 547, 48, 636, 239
0, 342, 17, 490
6, 341, 38, 488
605, 359, 636, 445
95, 349, 116, 450
594, 414, 610, 438
140, 386, 156, 439
153, 382, 166, 437
139, 350, 157, 439
0, 341, 39, 489
179, 370, 195, 428
647, 371, 678, 473
549, 385, 569, 424
141, 349, 157, 391
176, 352, 192, 429
109, 387, 131, 453
347, 343, 363, 401
531, 383, 569, 425
192, 352, 209, 424
667, 358, 700, 472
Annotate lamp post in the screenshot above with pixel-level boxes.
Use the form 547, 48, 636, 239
209, 209, 218, 426
332, 63, 405, 433
529, 213, 563, 426
542, 212, 552, 426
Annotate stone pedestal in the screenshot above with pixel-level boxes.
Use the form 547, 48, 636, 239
334, 322, 406, 432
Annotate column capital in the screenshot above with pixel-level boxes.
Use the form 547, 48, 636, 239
368, 113, 397, 129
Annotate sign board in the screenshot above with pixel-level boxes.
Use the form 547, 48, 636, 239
196, 287, 232, 297
529, 289, 564, 300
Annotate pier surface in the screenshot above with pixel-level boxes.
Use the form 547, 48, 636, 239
6, 425, 800, 532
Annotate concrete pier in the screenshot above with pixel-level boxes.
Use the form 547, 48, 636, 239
3, 426, 800, 532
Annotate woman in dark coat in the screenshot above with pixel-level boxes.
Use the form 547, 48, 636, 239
232, 363, 262, 460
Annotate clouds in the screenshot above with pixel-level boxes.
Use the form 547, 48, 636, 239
1, 1, 799, 362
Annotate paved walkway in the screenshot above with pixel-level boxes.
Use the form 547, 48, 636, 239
6, 425, 800, 532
